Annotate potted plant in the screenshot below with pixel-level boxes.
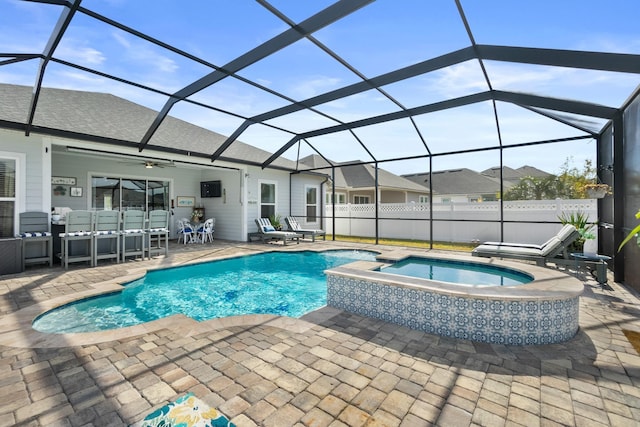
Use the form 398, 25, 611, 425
559, 211, 596, 252
268, 214, 283, 231
618, 208, 640, 252
191, 208, 204, 224
583, 182, 611, 199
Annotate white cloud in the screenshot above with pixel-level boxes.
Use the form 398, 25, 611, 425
56, 43, 106, 65
290, 76, 343, 99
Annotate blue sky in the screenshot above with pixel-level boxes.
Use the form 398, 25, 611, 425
1, 0, 639, 175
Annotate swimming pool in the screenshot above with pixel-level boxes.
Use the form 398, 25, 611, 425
32, 250, 377, 334
379, 256, 533, 286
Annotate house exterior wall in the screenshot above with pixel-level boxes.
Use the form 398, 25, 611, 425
0, 129, 50, 234
244, 166, 291, 236
198, 168, 245, 242
290, 173, 326, 229
380, 190, 406, 203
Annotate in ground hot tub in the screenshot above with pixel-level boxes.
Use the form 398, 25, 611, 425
325, 252, 583, 345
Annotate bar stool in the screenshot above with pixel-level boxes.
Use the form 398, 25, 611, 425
60, 211, 93, 270
17, 212, 53, 270
121, 210, 146, 262
93, 210, 120, 266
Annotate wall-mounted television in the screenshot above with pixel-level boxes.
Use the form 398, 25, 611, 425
200, 180, 221, 198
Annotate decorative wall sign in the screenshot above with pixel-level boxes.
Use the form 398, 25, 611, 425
51, 176, 76, 185
70, 187, 83, 197
176, 196, 195, 207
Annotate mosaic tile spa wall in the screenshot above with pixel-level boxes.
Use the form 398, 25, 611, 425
326, 273, 580, 345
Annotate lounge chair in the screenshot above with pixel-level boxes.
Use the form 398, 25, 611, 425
284, 216, 326, 242
255, 218, 302, 245
472, 224, 579, 266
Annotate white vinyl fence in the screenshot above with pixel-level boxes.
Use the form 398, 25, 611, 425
325, 199, 597, 245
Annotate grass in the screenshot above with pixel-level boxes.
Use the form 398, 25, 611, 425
329, 235, 477, 252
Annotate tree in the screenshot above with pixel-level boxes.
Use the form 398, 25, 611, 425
503, 158, 595, 201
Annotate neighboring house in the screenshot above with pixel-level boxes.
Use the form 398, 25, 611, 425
0, 84, 325, 242
299, 155, 430, 204
403, 166, 552, 203
481, 165, 551, 186
403, 168, 507, 203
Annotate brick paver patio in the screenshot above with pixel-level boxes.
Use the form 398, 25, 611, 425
1, 240, 639, 426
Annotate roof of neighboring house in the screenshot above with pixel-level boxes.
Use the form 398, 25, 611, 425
403, 168, 510, 195
0, 84, 297, 170
481, 165, 551, 184
299, 155, 428, 193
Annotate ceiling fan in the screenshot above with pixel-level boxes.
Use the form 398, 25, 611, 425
120, 160, 176, 169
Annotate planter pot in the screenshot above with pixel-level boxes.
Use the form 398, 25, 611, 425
583, 238, 598, 255
586, 187, 608, 199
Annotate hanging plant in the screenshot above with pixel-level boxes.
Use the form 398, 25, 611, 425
583, 183, 611, 199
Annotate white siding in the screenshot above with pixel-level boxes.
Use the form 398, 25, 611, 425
0, 129, 47, 213
198, 169, 245, 241
291, 174, 326, 229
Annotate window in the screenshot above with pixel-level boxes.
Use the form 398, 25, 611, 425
418, 195, 429, 203
0, 157, 16, 237
326, 192, 346, 204
353, 195, 370, 204
306, 186, 318, 222
91, 176, 170, 211
260, 181, 276, 218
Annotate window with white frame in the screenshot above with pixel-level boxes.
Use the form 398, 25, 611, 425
326, 192, 346, 204
260, 181, 276, 219
0, 156, 17, 238
353, 195, 370, 204
305, 186, 318, 222
418, 195, 429, 203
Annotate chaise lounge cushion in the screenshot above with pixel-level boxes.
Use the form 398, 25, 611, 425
472, 225, 579, 265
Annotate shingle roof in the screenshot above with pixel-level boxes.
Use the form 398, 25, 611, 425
299, 154, 428, 192
403, 168, 509, 195
481, 165, 551, 184
0, 84, 297, 170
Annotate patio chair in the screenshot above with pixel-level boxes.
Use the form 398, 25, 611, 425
196, 218, 215, 244
472, 224, 579, 266
255, 218, 302, 245
92, 210, 120, 266
17, 211, 53, 270
60, 210, 94, 270
147, 210, 170, 257
177, 219, 196, 244
284, 216, 326, 242
121, 210, 146, 262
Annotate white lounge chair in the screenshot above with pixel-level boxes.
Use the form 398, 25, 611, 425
472, 224, 580, 266
255, 218, 302, 245
284, 216, 326, 242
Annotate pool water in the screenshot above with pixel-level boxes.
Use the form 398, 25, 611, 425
33, 250, 377, 334
380, 256, 532, 286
